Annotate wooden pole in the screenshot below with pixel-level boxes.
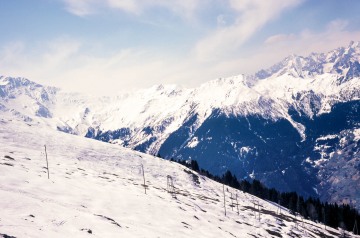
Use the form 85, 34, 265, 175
278, 199, 282, 215
223, 183, 226, 216
354, 219, 358, 235
141, 164, 146, 194
253, 200, 257, 219
236, 193, 239, 215
44, 145, 49, 179
323, 209, 326, 230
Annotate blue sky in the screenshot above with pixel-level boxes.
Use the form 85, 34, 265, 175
1, 0, 360, 94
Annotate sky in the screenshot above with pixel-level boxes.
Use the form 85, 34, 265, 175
1, 0, 360, 95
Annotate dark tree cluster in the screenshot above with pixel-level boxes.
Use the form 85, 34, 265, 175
170, 158, 200, 173
168, 157, 360, 233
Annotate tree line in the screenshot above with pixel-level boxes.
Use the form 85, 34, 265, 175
169, 158, 359, 233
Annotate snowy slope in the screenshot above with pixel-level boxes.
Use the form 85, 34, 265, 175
0, 115, 357, 238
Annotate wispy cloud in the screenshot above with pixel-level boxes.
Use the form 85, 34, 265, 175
62, 0, 204, 20
0, 37, 187, 94
0, 37, 82, 86
264, 34, 296, 44
62, 0, 98, 16
263, 19, 357, 53
0, 41, 25, 65
326, 19, 349, 31
240, 18, 360, 73
194, 0, 303, 61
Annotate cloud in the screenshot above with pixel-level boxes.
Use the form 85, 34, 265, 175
0, 35, 235, 95
62, 0, 204, 20
0, 41, 25, 65
0, 38, 82, 86
42, 38, 82, 71
191, 20, 360, 83
194, 0, 303, 61
0, 37, 190, 94
326, 19, 349, 31
264, 34, 296, 44
216, 15, 227, 26
62, 0, 98, 16
228, 18, 360, 75
263, 19, 359, 53
106, 0, 140, 14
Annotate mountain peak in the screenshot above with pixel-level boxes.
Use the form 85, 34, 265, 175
0, 76, 33, 87
206, 75, 245, 85
348, 40, 360, 49
255, 41, 360, 81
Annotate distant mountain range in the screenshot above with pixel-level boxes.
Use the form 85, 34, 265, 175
1, 41, 359, 209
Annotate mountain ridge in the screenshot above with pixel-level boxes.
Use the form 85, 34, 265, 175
255, 41, 360, 80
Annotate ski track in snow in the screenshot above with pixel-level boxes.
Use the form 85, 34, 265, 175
0, 116, 356, 238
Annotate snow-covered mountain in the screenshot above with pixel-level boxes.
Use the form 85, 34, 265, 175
1, 115, 358, 237
1, 41, 359, 210
255, 41, 360, 81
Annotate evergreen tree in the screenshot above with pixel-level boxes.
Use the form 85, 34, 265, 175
190, 160, 199, 172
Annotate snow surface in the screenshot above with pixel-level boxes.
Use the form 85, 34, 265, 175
186, 137, 199, 148
0, 115, 355, 238
354, 128, 360, 141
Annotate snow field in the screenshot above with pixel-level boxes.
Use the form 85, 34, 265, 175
0, 117, 357, 237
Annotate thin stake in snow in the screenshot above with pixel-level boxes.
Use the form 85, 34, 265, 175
236, 193, 240, 215
140, 164, 146, 194
223, 183, 226, 216
253, 200, 261, 221
301, 216, 305, 229
253, 200, 256, 219
277, 199, 282, 215
167, 175, 176, 198
354, 219, 358, 235
322, 208, 326, 230
44, 145, 49, 179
